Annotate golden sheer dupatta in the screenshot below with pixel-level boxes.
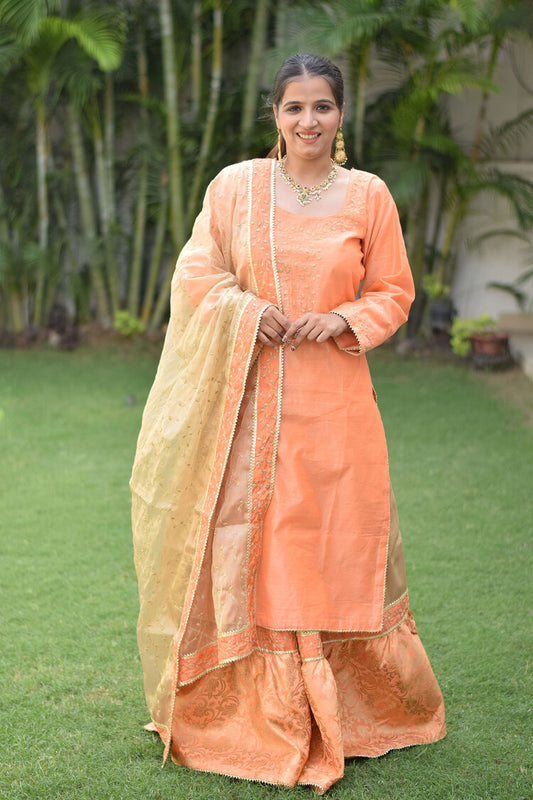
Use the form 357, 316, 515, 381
130, 161, 278, 759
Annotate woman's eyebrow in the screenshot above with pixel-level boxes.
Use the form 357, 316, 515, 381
281, 98, 335, 108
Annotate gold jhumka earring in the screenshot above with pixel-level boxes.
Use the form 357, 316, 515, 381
277, 128, 282, 162
334, 128, 347, 165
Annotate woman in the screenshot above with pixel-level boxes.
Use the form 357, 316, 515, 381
131, 53, 445, 793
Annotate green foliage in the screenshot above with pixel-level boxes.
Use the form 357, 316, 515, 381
113, 310, 146, 337
0, 0, 532, 337
422, 273, 450, 300
450, 313, 497, 355
488, 267, 533, 312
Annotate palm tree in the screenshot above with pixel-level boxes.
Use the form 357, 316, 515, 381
0, 0, 124, 326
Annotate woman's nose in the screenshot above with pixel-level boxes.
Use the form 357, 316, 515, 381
301, 108, 316, 127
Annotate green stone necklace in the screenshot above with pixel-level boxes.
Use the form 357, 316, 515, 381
278, 156, 338, 206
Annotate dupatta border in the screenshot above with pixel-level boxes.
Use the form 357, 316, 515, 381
162, 160, 284, 761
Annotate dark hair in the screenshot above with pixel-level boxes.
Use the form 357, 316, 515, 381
267, 54, 344, 158
269, 53, 344, 110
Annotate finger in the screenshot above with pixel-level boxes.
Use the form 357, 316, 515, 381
283, 317, 310, 342
288, 323, 313, 351
315, 328, 334, 343
261, 323, 284, 342
258, 332, 277, 347
265, 307, 291, 329
305, 323, 326, 341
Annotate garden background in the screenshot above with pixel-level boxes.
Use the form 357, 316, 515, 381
1, 0, 533, 340
0, 1, 532, 799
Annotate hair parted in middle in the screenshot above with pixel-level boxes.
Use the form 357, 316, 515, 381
267, 53, 345, 160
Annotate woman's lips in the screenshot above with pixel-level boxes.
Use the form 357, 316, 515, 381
297, 132, 320, 141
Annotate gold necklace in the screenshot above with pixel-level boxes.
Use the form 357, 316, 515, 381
278, 156, 338, 206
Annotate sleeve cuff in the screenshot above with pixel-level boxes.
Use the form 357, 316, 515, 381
329, 311, 363, 355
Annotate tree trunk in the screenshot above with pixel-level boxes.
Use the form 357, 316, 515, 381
148, 252, 174, 332
191, 0, 202, 119
33, 96, 49, 327
159, 0, 185, 248
103, 74, 119, 313
144, 189, 169, 329
353, 40, 371, 167
239, 0, 268, 160
129, 162, 148, 316
128, 20, 150, 316
275, 0, 289, 50
187, 1, 223, 228
470, 35, 500, 164
68, 102, 111, 326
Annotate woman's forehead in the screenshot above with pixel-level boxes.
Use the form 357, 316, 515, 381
279, 75, 335, 104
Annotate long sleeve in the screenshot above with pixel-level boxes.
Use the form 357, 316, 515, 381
331, 175, 415, 354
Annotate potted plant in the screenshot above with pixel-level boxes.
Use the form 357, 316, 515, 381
423, 273, 455, 333
450, 313, 509, 363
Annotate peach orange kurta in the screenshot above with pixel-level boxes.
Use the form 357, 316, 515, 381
257, 175, 393, 631
131, 159, 445, 793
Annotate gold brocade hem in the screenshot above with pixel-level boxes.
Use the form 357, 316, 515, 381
153, 610, 446, 794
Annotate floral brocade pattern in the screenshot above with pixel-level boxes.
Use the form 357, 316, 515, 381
170, 612, 445, 793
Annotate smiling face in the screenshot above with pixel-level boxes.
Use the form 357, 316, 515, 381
273, 75, 344, 165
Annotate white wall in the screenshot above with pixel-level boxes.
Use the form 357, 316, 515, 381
447, 40, 533, 318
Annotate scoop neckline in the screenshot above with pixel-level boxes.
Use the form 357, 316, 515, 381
274, 168, 354, 220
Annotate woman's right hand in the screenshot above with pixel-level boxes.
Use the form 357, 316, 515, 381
258, 306, 290, 347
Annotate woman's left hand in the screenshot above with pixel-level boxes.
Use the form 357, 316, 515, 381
282, 312, 348, 350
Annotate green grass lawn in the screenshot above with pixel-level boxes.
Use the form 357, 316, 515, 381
1, 345, 531, 800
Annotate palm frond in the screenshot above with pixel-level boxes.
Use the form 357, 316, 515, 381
376, 156, 432, 208
0, 0, 61, 43
486, 281, 528, 309
417, 131, 467, 161
432, 60, 499, 96
448, 0, 487, 36
470, 228, 531, 247
481, 108, 533, 158
466, 169, 533, 230
41, 11, 125, 73
496, 0, 533, 37
0, 34, 23, 73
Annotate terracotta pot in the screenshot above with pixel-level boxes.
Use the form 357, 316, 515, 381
470, 332, 509, 357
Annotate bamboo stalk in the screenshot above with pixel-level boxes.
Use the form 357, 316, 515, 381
67, 103, 111, 326
33, 96, 49, 327
128, 21, 150, 316
191, 0, 202, 119
159, 0, 185, 248
103, 74, 119, 313
148, 251, 174, 332
275, 0, 289, 50
239, 0, 268, 160
144, 190, 169, 328
128, 161, 148, 316
470, 36, 500, 165
353, 41, 371, 167
187, 1, 223, 228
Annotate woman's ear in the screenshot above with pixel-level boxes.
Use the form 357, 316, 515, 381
340, 103, 345, 128
273, 104, 280, 128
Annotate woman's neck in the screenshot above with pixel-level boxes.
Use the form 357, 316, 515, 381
282, 154, 333, 185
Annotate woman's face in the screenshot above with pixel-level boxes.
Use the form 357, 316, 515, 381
274, 75, 343, 163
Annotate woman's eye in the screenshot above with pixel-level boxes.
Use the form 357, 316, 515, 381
316, 104, 333, 112
286, 105, 301, 112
